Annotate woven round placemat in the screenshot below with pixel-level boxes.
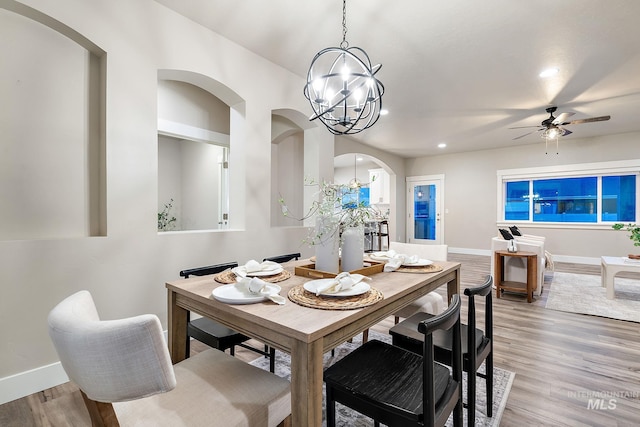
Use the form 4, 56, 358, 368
288, 285, 384, 310
214, 269, 292, 284
396, 263, 444, 273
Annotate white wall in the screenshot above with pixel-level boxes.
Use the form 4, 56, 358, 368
0, 0, 334, 404
405, 133, 640, 260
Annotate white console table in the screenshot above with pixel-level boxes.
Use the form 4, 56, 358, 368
601, 256, 640, 299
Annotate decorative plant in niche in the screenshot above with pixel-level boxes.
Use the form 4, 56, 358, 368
158, 198, 177, 231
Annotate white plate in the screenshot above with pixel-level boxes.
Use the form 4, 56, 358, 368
402, 259, 433, 267
212, 284, 282, 304
303, 279, 371, 297
232, 266, 284, 277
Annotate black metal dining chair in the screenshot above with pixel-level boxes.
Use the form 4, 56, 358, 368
323, 295, 463, 427
180, 262, 276, 373
390, 275, 493, 425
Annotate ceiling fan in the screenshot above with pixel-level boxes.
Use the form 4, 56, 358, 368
510, 106, 611, 141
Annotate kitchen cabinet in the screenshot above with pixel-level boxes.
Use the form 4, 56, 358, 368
368, 168, 390, 205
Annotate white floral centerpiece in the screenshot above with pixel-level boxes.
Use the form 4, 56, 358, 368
280, 178, 376, 273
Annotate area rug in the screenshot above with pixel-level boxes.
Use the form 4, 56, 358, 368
250, 330, 514, 426
545, 272, 640, 322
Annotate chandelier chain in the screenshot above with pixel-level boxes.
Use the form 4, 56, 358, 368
340, 0, 349, 49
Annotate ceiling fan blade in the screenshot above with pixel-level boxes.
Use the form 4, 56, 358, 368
561, 115, 611, 125
508, 125, 543, 129
553, 112, 575, 124
512, 130, 538, 140
558, 126, 572, 137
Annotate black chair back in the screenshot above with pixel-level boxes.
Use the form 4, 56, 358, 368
263, 253, 301, 264
179, 262, 238, 278
419, 294, 462, 427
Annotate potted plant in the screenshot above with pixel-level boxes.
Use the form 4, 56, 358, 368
158, 199, 177, 231
612, 223, 640, 258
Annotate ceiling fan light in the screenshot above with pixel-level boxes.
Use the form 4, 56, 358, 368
542, 127, 560, 140
539, 67, 559, 78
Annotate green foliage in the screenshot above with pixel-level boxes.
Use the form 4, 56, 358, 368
612, 223, 640, 247
279, 178, 377, 246
158, 198, 177, 231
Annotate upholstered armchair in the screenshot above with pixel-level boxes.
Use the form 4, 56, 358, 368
491, 235, 546, 296
48, 290, 291, 427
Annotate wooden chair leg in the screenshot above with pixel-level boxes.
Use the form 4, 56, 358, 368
487, 352, 494, 417
277, 414, 292, 427
394, 315, 400, 324
269, 347, 276, 373
80, 391, 119, 427
468, 365, 477, 426
326, 386, 336, 427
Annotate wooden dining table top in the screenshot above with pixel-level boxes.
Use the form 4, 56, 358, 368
166, 259, 460, 352
166, 258, 461, 426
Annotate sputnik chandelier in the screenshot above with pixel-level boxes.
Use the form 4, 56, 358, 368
303, 0, 385, 135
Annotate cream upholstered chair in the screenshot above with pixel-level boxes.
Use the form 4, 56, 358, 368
491, 234, 546, 296
48, 290, 291, 427
389, 241, 447, 322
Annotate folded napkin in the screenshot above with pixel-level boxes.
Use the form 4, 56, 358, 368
234, 260, 281, 278
315, 272, 371, 296
235, 276, 286, 305
383, 254, 420, 272
372, 249, 398, 260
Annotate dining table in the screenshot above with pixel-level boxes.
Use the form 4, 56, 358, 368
166, 258, 461, 427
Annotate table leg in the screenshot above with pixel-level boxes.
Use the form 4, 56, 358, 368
606, 269, 616, 299
167, 289, 188, 364
290, 338, 324, 426
526, 255, 537, 303
446, 269, 461, 303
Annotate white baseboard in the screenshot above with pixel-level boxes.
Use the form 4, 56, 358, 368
448, 247, 600, 266
0, 330, 172, 405
448, 247, 492, 256
550, 254, 600, 265
0, 362, 69, 406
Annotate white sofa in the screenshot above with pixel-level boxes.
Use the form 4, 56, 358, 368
388, 241, 447, 318
490, 235, 547, 296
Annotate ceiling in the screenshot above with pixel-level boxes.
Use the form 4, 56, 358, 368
155, 0, 640, 159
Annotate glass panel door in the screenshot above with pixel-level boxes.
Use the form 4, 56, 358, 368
407, 178, 443, 244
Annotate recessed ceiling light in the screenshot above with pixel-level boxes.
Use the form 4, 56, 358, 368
539, 67, 559, 78
438, 143, 447, 148
379, 109, 389, 116
356, 156, 363, 161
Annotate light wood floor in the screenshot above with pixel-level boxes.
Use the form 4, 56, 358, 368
2, 253, 640, 426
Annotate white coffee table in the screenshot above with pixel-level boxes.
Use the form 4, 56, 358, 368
601, 256, 640, 299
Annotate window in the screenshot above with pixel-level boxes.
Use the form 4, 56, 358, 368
499, 161, 639, 225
